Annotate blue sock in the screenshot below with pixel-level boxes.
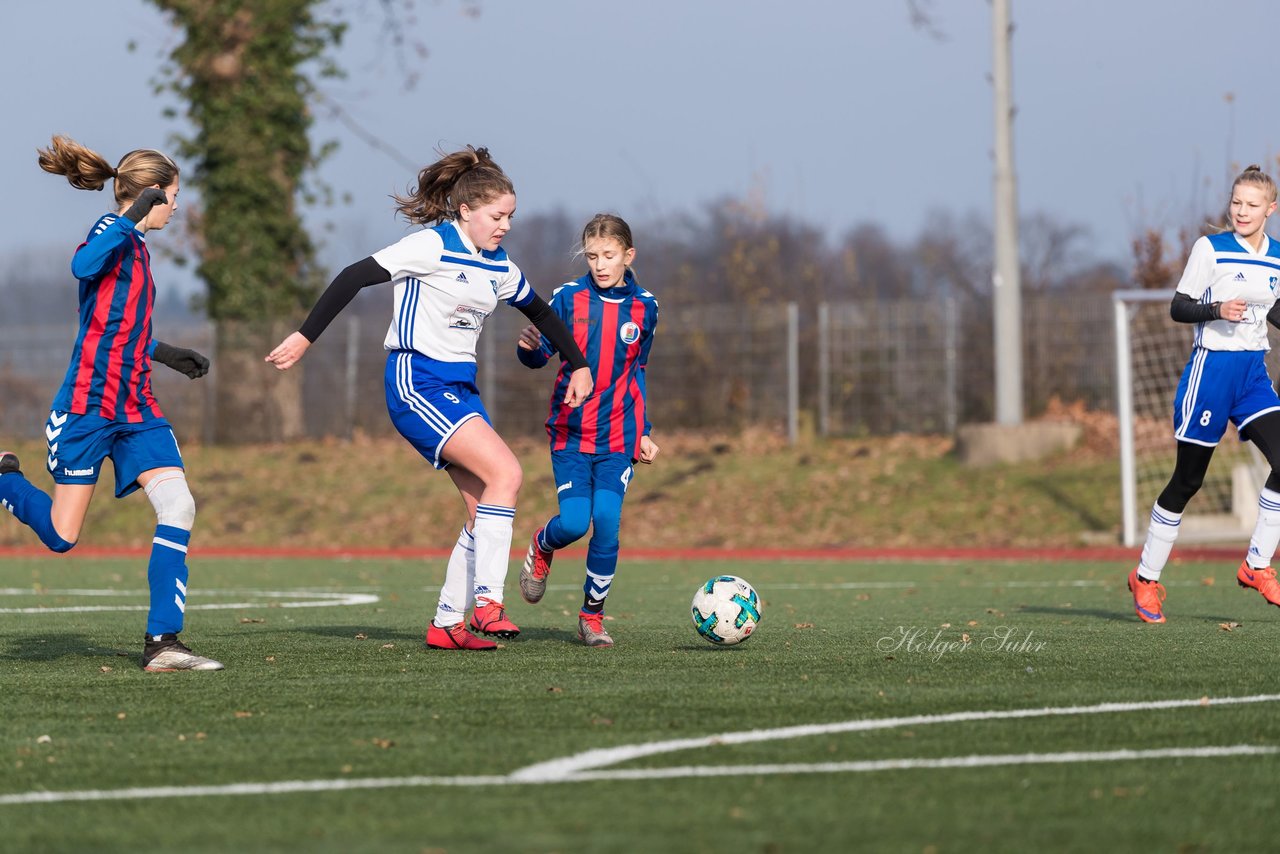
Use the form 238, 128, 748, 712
582, 491, 623, 612
0, 472, 75, 553
147, 524, 191, 636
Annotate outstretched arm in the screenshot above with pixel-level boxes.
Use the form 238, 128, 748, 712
266, 256, 391, 371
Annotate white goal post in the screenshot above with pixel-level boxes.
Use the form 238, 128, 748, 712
1114, 289, 1270, 547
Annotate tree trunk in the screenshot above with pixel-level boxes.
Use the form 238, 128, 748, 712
213, 319, 305, 443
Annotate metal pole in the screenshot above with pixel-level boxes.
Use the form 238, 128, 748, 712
345, 315, 360, 438
1114, 292, 1138, 547
817, 302, 830, 437
992, 0, 1023, 424
944, 296, 958, 434
481, 317, 497, 425
787, 302, 799, 444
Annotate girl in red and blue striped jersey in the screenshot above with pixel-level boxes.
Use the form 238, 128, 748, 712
0, 136, 220, 671
516, 214, 660, 647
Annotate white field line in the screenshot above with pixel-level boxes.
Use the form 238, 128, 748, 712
0, 588, 378, 614
507, 693, 1280, 781
3, 694, 1278, 806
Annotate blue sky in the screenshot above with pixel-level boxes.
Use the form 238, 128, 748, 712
2, 0, 1277, 290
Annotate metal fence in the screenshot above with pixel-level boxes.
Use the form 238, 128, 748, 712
0, 293, 1121, 443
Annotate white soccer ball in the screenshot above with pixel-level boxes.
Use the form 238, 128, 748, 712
691, 575, 762, 645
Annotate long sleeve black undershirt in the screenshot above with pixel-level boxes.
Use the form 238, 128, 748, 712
297, 255, 589, 371
519, 295, 589, 371
1169, 292, 1220, 324
299, 256, 391, 342
1170, 292, 1280, 329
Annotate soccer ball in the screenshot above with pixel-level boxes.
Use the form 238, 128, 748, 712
691, 575, 762, 645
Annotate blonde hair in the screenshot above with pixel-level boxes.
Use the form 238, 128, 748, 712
37, 135, 178, 207
1233, 164, 1277, 203
581, 213, 634, 252
393, 145, 513, 225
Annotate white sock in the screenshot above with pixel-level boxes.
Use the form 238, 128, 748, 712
1138, 503, 1182, 582
1246, 488, 1280, 569
434, 526, 475, 627
473, 504, 515, 604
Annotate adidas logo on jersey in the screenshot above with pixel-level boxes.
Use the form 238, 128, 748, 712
456, 272, 469, 283
1235, 272, 1248, 281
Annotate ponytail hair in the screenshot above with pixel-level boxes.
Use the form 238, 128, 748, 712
393, 145, 514, 225
1233, 163, 1277, 204
37, 135, 179, 208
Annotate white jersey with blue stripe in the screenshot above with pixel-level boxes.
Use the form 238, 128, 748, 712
1176, 232, 1280, 352
372, 220, 534, 363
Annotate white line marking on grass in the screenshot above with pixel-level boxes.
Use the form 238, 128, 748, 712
508, 693, 1280, 781
0, 588, 378, 614
558, 745, 1280, 781
3, 694, 1277, 806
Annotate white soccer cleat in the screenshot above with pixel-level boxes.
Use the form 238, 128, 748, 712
142, 633, 224, 671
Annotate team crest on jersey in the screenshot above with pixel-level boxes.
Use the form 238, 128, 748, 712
490, 279, 499, 294
1270, 276, 1278, 294
619, 321, 641, 344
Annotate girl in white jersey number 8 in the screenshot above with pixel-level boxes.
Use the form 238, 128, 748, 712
1129, 165, 1280, 622
267, 146, 593, 650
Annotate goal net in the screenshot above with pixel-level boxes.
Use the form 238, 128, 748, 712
1114, 289, 1273, 547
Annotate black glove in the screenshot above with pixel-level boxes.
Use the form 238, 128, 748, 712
123, 188, 168, 224
152, 341, 210, 379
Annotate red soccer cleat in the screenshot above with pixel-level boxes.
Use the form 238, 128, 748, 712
1237, 561, 1280, 608
425, 621, 497, 651
1127, 566, 1166, 624
468, 597, 520, 639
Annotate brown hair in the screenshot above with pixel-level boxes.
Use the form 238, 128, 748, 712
37, 135, 178, 207
1233, 164, 1277, 204
393, 145, 514, 225
581, 213, 634, 252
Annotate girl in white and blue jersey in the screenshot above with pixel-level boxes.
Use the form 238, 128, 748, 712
267, 146, 593, 651
1129, 165, 1280, 623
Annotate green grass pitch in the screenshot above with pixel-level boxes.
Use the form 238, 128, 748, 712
2, 554, 1278, 852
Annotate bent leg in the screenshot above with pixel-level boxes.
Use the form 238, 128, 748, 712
0, 467, 85, 552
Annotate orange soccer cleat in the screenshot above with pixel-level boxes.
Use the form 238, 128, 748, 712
1127, 566, 1166, 624
425, 620, 497, 651
1236, 561, 1280, 608
468, 597, 521, 639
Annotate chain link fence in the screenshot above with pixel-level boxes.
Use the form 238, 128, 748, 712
0, 292, 1122, 444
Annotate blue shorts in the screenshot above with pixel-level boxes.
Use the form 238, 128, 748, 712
45, 410, 184, 498
1173, 349, 1280, 446
550, 450, 634, 502
384, 351, 490, 469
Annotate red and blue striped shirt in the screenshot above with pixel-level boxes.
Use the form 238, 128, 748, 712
52, 213, 163, 422
518, 270, 658, 459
